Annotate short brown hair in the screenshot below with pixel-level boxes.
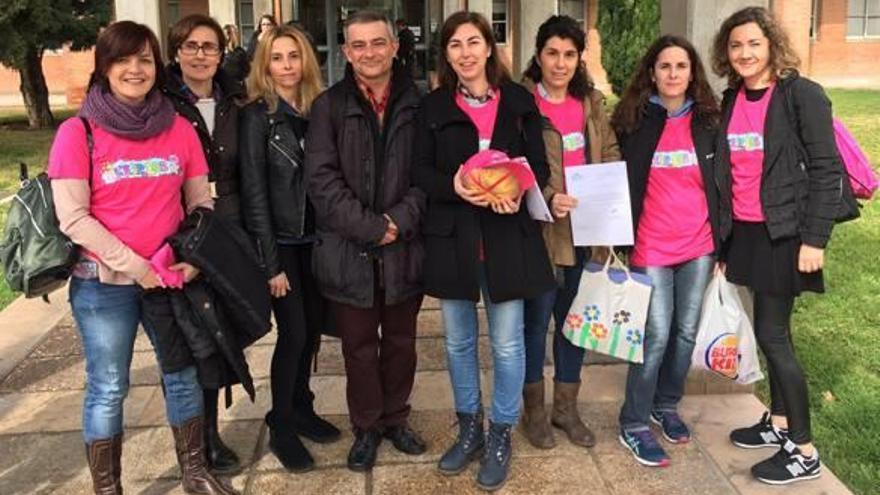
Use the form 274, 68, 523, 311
343, 10, 396, 42
436, 11, 510, 91
88, 21, 165, 92
711, 7, 801, 88
167, 14, 227, 61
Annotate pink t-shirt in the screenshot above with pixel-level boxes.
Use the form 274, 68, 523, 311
456, 90, 500, 151
48, 116, 209, 260
534, 89, 587, 168
631, 112, 714, 267
728, 86, 773, 221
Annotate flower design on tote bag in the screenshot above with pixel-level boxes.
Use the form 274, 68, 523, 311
565, 313, 585, 330
583, 305, 601, 322
589, 323, 609, 340
613, 310, 631, 326
625, 328, 643, 346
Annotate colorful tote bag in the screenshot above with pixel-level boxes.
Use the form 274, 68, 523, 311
562, 251, 652, 363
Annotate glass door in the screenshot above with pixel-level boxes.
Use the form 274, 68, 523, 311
296, 0, 429, 86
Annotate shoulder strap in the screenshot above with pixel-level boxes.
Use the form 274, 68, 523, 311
79, 117, 94, 189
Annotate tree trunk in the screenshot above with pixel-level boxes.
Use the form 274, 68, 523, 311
18, 46, 54, 129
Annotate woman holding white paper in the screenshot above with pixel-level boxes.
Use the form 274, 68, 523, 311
610, 35, 720, 468
518, 15, 620, 451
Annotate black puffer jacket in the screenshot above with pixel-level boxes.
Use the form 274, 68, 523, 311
144, 208, 271, 399
163, 65, 244, 224
716, 73, 856, 249
305, 62, 426, 308
617, 101, 720, 255
239, 98, 312, 277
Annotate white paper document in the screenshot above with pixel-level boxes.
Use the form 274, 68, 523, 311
564, 162, 634, 246
524, 184, 554, 223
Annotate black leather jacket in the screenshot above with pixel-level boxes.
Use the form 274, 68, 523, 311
239, 99, 311, 277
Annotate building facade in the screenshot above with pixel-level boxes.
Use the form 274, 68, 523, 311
0, 0, 878, 108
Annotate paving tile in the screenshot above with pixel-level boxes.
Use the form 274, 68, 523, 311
247, 469, 365, 495
593, 449, 735, 495
28, 320, 82, 358
372, 454, 608, 495
0, 431, 91, 494
0, 355, 85, 392
684, 394, 853, 495
0, 386, 155, 434
253, 414, 351, 471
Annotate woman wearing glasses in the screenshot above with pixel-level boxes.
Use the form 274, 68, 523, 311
163, 14, 247, 473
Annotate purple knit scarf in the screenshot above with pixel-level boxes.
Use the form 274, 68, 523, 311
79, 85, 176, 140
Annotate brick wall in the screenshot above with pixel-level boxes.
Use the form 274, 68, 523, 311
805, 0, 880, 87
0, 46, 94, 108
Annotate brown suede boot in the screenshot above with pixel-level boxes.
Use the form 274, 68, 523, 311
551, 381, 596, 448
171, 417, 239, 495
85, 434, 123, 495
520, 380, 556, 449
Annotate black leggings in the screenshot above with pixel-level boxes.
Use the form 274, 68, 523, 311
270, 244, 324, 419
754, 292, 811, 444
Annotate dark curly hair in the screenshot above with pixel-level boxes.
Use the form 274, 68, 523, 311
611, 35, 718, 136
711, 6, 801, 88
523, 15, 594, 100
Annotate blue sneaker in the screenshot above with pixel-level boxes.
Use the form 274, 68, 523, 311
619, 428, 670, 467
650, 410, 691, 444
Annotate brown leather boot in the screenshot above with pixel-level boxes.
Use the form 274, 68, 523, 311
171, 417, 239, 494
551, 381, 596, 447
85, 434, 123, 495
520, 380, 556, 449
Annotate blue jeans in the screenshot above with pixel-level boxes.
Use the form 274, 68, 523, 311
70, 277, 203, 442
619, 255, 714, 431
524, 248, 588, 384
441, 267, 524, 425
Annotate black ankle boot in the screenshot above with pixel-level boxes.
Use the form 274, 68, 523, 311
266, 412, 314, 473
476, 421, 513, 491
292, 405, 341, 444
203, 389, 240, 474
438, 411, 485, 475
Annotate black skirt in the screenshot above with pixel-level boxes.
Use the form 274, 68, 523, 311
724, 221, 824, 297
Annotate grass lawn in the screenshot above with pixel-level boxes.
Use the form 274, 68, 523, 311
0, 90, 878, 491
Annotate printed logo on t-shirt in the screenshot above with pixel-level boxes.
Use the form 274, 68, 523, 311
651, 149, 698, 169
727, 132, 764, 152
479, 138, 491, 151
562, 132, 586, 152
100, 156, 182, 185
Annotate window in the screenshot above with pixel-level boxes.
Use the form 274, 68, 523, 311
238, 0, 255, 45
167, 0, 181, 25
810, 0, 819, 39
492, 0, 508, 44
847, 0, 880, 38
558, 0, 586, 25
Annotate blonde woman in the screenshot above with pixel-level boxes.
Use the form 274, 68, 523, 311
239, 25, 337, 473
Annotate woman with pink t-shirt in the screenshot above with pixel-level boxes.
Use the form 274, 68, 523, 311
48, 21, 235, 495
518, 15, 621, 452
610, 35, 720, 468
711, 7, 855, 485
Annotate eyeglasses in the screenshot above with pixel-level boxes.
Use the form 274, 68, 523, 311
179, 41, 221, 56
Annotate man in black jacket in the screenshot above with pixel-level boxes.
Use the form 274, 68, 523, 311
305, 11, 427, 472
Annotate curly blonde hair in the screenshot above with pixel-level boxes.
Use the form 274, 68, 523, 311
711, 7, 801, 88
246, 25, 322, 115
